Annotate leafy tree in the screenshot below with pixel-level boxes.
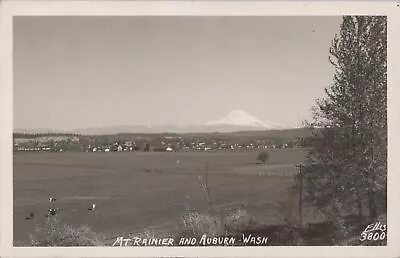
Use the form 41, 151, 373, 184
257, 151, 270, 164
303, 16, 387, 221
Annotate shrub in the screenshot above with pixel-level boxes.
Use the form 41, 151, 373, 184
182, 211, 226, 237
224, 208, 253, 232
257, 151, 270, 164
273, 226, 305, 245
30, 215, 104, 246
181, 208, 253, 238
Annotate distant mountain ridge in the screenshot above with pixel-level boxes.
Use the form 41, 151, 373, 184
15, 110, 295, 135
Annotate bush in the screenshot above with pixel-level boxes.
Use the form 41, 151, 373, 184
182, 211, 226, 237
181, 209, 253, 239
257, 151, 270, 164
273, 226, 305, 245
224, 208, 253, 232
30, 215, 104, 246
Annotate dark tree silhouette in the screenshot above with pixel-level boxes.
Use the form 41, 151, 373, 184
303, 16, 387, 221
257, 151, 270, 164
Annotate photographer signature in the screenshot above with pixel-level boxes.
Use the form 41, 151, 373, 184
360, 222, 386, 242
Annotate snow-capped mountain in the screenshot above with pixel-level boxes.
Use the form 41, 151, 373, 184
205, 109, 285, 130
17, 110, 289, 135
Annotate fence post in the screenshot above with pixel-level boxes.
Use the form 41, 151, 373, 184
296, 163, 304, 229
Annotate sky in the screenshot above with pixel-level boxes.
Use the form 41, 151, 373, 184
14, 16, 342, 130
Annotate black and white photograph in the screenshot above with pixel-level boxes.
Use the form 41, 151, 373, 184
11, 14, 388, 247
1, 1, 398, 256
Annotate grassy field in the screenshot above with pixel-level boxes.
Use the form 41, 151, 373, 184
14, 149, 309, 246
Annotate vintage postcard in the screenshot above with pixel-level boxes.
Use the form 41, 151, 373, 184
0, 1, 399, 257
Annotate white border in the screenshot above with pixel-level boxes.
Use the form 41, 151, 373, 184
1, 1, 400, 257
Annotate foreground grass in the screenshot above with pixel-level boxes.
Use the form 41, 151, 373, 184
30, 215, 105, 246
29, 210, 386, 246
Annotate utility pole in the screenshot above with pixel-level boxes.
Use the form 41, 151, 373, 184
295, 163, 304, 229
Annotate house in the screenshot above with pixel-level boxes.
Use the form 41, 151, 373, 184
124, 141, 133, 147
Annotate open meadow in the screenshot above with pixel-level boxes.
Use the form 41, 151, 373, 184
13, 149, 309, 246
